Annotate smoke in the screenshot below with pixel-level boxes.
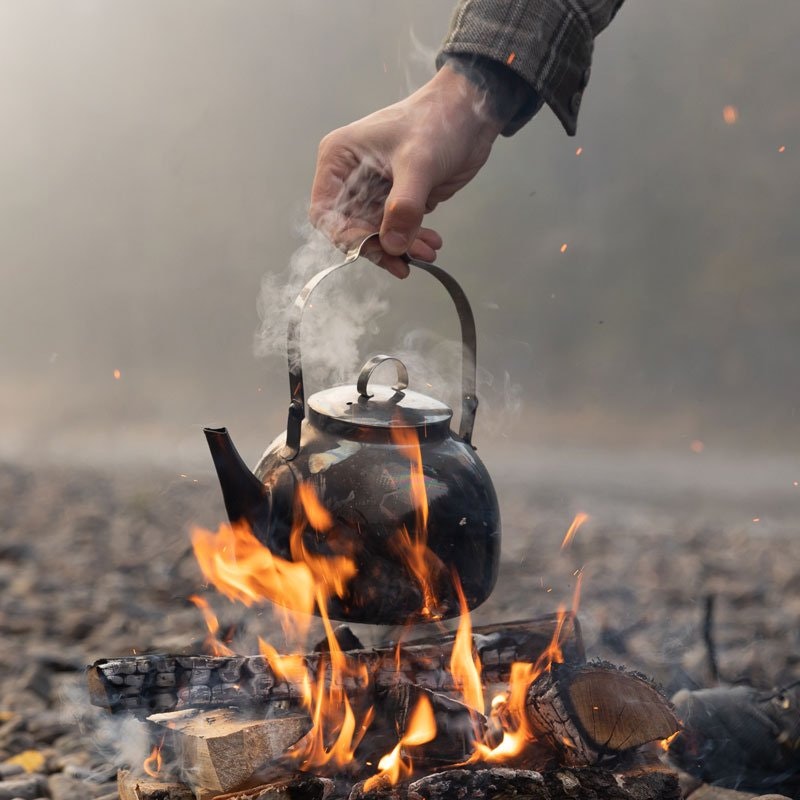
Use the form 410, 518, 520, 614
60, 681, 153, 777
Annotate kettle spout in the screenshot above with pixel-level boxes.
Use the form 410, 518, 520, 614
204, 427, 266, 530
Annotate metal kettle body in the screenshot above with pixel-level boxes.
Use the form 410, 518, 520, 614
205, 235, 501, 625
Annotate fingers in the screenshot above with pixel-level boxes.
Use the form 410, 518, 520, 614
379, 159, 434, 256
310, 131, 442, 278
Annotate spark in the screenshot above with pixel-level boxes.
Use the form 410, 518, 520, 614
752, 517, 760, 523
113, 369, 121, 380
561, 512, 589, 550
778, 145, 786, 153
575, 147, 583, 156
690, 440, 704, 454
560, 243, 568, 253
722, 105, 738, 125
506, 52, 516, 65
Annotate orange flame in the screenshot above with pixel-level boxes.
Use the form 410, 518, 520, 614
364, 694, 437, 789
560, 512, 589, 550
188, 431, 590, 777
189, 595, 235, 656
389, 426, 445, 619
190, 482, 357, 640
286, 598, 374, 771
449, 576, 484, 715
143, 741, 163, 778
659, 730, 680, 751
471, 605, 579, 762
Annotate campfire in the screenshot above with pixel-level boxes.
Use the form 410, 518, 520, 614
86, 242, 681, 799
88, 465, 679, 800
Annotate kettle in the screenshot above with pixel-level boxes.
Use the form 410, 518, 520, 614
205, 234, 500, 625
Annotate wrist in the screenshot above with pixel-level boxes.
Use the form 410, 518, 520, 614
436, 54, 542, 137
423, 60, 509, 141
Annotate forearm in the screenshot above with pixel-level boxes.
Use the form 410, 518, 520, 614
437, 0, 626, 136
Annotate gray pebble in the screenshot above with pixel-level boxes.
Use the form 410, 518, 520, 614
0, 764, 24, 779
0, 776, 45, 800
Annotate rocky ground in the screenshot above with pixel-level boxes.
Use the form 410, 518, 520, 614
0, 455, 798, 799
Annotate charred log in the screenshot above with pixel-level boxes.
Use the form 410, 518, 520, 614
348, 760, 680, 800
88, 614, 583, 716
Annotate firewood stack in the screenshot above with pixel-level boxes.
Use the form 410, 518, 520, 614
87, 614, 682, 800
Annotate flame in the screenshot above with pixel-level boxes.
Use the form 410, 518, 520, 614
143, 740, 163, 778
190, 485, 374, 772
471, 606, 579, 763
290, 485, 357, 601
258, 638, 313, 707
188, 429, 591, 778
659, 730, 680, 751
190, 482, 356, 639
189, 595, 235, 656
390, 526, 444, 621
389, 425, 446, 619
560, 512, 589, 550
449, 576, 484, 715
391, 427, 428, 532
285, 598, 374, 771
364, 694, 436, 789
191, 522, 317, 619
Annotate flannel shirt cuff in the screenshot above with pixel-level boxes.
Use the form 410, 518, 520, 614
436, 0, 606, 136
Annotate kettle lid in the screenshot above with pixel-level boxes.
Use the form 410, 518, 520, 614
308, 354, 452, 432
309, 385, 452, 430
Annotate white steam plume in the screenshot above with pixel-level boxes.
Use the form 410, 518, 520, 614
254, 224, 388, 388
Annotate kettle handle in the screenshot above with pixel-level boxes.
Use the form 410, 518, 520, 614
283, 232, 478, 459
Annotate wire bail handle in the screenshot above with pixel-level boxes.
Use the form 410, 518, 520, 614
282, 233, 479, 459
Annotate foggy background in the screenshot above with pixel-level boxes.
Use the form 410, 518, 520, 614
1, 0, 799, 485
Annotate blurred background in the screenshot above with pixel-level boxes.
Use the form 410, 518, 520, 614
1, 0, 799, 483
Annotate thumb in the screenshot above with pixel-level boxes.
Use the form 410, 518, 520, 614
380, 162, 432, 256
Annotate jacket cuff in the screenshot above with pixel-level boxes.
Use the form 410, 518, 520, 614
436, 0, 602, 136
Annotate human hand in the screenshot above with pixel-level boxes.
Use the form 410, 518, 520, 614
309, 62, 508, 278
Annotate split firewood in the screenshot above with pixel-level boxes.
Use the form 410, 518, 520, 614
88, 614, 583, 716
147, 707, 310, 799
117, 768, 194, 800
525, 661, 680, 766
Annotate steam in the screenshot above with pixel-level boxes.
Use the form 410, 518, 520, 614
253, 24, 520, 430
254, 224, 388, 388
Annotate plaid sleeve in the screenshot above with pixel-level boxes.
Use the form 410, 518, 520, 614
436, 0, 625, 135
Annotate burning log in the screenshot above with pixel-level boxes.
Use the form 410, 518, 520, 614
379, 683, 493, 765
525, 661, 680, 766
147, 707, 310, 800
87, 614, 583, 716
